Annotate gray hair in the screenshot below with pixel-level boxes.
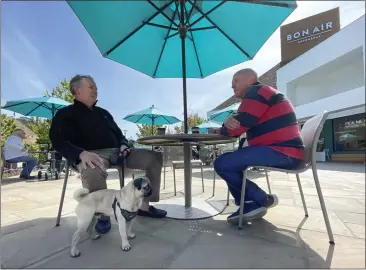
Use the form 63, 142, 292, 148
69, 75, 95, 95
13, 128, 25, 137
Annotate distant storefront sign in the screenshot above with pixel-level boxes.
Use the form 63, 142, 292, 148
280, 7, 340, 64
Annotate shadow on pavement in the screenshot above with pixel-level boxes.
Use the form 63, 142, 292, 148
1, 211, 333, 269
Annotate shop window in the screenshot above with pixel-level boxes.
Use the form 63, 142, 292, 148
299, 123, 325, 152
333, 113, 366, 151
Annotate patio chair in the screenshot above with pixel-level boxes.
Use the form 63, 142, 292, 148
55, 160, 125, 227
237, 111, 335, 245
172, 159, 204, 196
1, 147, 29, 179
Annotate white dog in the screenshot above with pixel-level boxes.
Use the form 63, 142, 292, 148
70, 177, 152, 257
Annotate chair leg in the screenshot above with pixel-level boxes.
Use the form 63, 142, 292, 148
265, 171, 271, 194
226, 188, 230, 206
200, 164, 204, 193
56, 164, 69, 227
238, 170, 248, 230
118, 166, 124, 189
163, 165, 166, 189
312, 166, 335, 244
173, 167, 177, 196
296, 174, 308, 217
212, 168, 216, 197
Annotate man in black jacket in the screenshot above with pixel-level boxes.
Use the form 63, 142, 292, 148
49, 75, 166, 234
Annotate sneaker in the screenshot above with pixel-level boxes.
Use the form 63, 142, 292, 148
227, 202, 267, 225
266, 194, 279, 209
95, 216, 111, 234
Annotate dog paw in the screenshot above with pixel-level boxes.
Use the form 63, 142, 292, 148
121, 244, 131, 251
91, 234, 101, 240
70, 249, 81, 258
128, 233, 136, 239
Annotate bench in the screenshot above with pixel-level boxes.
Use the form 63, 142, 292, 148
171, 160, 204, 195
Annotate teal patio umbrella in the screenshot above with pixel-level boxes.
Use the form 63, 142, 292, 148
2, 96, 71, 119
197, 120, 221, 133
123, 105, 181, 135
209, 102, 240, 123
67, 0, 297, 133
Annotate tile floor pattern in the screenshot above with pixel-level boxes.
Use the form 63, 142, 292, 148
1, 163, 365, 268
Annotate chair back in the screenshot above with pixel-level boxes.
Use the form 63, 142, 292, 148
300, 111, 329, 168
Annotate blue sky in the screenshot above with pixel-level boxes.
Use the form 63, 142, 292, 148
1, 1, 365, 139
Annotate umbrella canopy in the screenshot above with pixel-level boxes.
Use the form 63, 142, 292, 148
209, 102, 240, 123
68, 0, 296, 132
123, 105, 181, 125
340, 134, 359, 141
2, 96, 71, 119
197, 120, 221, 133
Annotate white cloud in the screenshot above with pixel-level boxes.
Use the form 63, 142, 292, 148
2, 49, 48, 96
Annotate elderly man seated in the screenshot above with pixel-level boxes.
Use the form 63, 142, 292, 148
214, 68, 304, 225
49, 74, 167, 234
3, 128, 38, 179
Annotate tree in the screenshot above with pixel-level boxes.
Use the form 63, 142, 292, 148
1, 114, 17, 146
45, 78, 73, 103
136, 124, 163, 138
174, 111, 205, 134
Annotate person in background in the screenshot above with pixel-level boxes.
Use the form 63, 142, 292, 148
3, 128, 38, 179
214, 68, 304, 225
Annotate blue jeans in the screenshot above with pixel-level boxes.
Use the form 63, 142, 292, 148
214, 146, 301, 207
6, 156, 38, 178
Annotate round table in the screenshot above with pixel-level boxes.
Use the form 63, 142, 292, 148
137, 134, 236, 220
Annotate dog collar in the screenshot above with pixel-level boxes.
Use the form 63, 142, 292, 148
112, 197, 137, 222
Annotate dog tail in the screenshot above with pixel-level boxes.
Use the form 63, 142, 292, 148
73, 188, 90, 202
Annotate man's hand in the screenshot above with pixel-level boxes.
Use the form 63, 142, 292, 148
224, 116, 241, 130
79, 151, 105, 170
120, 145, 131, 157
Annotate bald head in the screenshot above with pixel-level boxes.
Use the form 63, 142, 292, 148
232, 68, 258, 99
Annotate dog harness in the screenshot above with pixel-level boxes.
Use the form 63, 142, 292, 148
112, 197, 137, 222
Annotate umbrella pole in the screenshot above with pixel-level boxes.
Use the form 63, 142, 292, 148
180, 0, 192, 208
151, 117, 154, 151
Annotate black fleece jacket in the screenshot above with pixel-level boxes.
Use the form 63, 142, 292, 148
49, 100, 128, 164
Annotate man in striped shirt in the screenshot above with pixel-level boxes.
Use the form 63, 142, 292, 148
214, 68, 304, 224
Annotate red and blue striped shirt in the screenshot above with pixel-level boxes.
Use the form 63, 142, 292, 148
217, 82, 304, 160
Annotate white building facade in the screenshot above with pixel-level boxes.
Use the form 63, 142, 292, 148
277, 15, 365, 162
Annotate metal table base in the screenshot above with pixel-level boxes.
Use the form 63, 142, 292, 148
153, 196, 227, 220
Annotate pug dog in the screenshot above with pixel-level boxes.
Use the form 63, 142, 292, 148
70, 177, 152, 257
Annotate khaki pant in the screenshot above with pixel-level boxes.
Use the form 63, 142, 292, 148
77, 148, 163, 202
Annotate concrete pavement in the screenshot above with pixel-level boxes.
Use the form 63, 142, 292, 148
1, 163, 365, 268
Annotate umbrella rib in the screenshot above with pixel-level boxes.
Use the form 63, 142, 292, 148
147, 0, 179, 27
184, 4, 203, 77
187, 0, 252, 60
189, 0, 227, 29
185, 0, 198, 25
2, 101, 29, 109
230, 0, 297, 9
144, 22, 178, 31
153, 7, 178, 77
25, 102, 45, 116
105, 0, 174, 56
190, 26, 216, 31
165, 32, 179, 40
174, 1, 182, 23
